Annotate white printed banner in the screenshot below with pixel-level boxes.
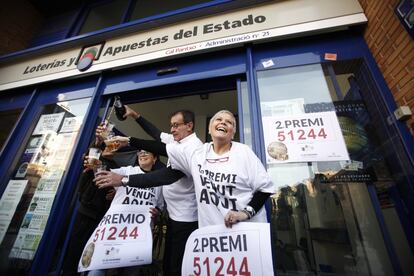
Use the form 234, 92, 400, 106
0, 180, 28, 244
32, 113, 65, 135
182, 222, 274, 276
59, 116, 83, 133
262, 111, 349, 163
78, 205, 152, 272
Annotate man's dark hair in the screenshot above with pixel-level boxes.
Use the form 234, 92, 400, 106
170, 110, 195, 131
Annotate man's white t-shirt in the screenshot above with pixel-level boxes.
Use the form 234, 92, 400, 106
111, 166, 163, 209
159, 132, 202, 222
166, 141, 275, 228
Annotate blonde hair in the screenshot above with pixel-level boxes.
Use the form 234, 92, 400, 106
209, 110, 237, 137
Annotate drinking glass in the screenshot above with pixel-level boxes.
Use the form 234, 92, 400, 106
88, 147, 101, 169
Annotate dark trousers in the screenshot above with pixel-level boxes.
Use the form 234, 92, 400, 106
61, 212, 100, 276
163, 218, 198, 276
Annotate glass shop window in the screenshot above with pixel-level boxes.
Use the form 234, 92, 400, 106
78, 0, 129, 35
0, 97, 90, 274
257, 59, 413, 275
130, 0, 212, 21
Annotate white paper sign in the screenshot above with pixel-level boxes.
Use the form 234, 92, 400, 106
0, 180, 28, 244
78, 205, 152, 272
262, 111, 349, 163
32, 113, 65, 135
182, 222, 274, 276
59, 116, 83, 133
9, 230, 42, 260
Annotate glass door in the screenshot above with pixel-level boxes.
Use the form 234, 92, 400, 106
0, 79, 97, 275
256, 59, 413, 275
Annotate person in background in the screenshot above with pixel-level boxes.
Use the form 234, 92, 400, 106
61, 137, 116, 276
120, 107, 201, 276
88, 147, 164, 276
96, 109, 275, 229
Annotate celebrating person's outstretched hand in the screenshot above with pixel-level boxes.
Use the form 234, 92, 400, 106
95, 170, 123, 188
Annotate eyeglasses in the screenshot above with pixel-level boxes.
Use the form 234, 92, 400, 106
206, 157, 229, 163
138, 150, 151, 156
170, 122, 186, 129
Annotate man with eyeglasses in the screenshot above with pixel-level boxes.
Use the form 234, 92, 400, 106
121, 107, 202, 276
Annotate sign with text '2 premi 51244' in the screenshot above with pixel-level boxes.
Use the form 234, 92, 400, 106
182, 222, 273, 276
262, 111, 349, 163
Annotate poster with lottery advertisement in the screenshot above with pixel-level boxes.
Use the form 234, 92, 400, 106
262, 111, 349, 163
32, 113, 64, 135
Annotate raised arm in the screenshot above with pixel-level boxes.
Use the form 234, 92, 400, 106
128, 167, 185, 188
95, 167, 185, 189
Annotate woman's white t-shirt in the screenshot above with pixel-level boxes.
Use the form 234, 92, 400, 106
166, 141, 275, 228
111, 166, 163, 209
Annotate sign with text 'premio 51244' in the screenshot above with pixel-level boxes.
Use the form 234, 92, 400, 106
262, 111, 350, 163
78, 205, 152, 272
182, 222, 273, 276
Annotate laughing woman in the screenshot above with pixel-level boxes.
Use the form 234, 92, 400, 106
96, 110, 275, 228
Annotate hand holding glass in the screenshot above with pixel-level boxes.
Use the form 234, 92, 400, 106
94, 164, 107, 177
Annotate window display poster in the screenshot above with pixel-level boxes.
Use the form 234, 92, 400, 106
32, 112, 65, 135
9, 230, 42, 260
78, 205, 152, 272
182, 222, 274, 276
0, 180, 28, 244
28, 193, 55, 214
36, 169, 64, 193
262, 111, 349, 163
59, 116, 83, 133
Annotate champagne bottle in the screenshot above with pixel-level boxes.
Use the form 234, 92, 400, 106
114, 96, 126, 121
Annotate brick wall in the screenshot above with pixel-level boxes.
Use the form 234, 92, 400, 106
358, 0, 414, 136
0, 1, 43, 56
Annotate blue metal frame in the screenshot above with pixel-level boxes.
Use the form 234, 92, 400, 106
245, 45, 266, 160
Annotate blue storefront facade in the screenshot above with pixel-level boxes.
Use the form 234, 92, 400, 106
0, 1, 413, 275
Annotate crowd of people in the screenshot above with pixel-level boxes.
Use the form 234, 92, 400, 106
62, 105, 275, 276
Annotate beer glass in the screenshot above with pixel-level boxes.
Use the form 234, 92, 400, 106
87, 147, 101, 169
94, 164, 107, 177
104, 134, 119, 152
101, 121, 115, 140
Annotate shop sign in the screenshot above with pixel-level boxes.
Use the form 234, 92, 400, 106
262, 111, 350, 163
182, 222, 273, 275
0, 0, 366, 91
